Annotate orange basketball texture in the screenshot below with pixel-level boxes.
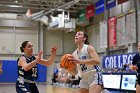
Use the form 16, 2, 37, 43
60, 54, 76, 71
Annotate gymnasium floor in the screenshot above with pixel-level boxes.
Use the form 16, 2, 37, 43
0, 83, 76, 93
0, 83, 135, 93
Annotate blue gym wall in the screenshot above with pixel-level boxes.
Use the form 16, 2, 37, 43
0, 60, 47, 82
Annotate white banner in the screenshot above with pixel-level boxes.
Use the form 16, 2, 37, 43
100, 20, 107, 48
126, 12, 136, 44
103, 75, 121, 89
121, 75, 136, 91
117, 15, 126, 46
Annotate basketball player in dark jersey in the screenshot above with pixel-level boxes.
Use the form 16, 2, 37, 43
130, 42, 140, 93
16, 41, 57, 93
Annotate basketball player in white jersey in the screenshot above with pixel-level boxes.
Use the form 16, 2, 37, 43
68, 31, 103, 93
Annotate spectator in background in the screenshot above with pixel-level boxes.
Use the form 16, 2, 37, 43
117, 68, 123, 73
52, 68, 59, 85
62, 72, 71, 84
57, 68, 65, 83
70, 74, 81, 88
122, 63, 130, 72
113, 68, 118, 73
0, 60, 2, 75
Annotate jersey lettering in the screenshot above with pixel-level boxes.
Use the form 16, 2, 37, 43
32, 67, 37, 77
80, 64, 87, 71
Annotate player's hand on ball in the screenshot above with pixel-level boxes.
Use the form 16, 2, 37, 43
68, 56, 81, 64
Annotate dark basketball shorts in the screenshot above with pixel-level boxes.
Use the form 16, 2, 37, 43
16, 80, 39, 93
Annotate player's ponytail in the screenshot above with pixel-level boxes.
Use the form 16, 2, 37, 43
83, 32, 89, 44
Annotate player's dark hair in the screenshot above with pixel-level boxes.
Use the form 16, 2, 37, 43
83, 32, 89, 44
20, 41, 29, 52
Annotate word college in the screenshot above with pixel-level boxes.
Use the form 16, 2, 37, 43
102, 53, 136, 68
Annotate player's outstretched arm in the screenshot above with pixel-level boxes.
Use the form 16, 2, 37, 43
38, 47, 57, 66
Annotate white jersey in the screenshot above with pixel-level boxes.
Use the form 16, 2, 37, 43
72, 44, 101, 77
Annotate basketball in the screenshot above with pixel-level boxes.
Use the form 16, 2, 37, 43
60, 54, 76, 71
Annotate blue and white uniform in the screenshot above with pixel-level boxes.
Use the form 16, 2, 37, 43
16, 55, 39, 93
73, 44, 103, 89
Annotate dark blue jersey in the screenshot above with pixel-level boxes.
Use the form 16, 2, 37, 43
132, 53, 140, 73
17, 55, 38, 81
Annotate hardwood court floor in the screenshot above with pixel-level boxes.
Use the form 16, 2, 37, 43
0, 83, 77, 93
46, 85, 77, 93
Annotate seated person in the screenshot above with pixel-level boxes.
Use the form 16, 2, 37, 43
63, 72, 71, 84
70, 74, 81, 86
52, 68, 61, 85
52, 72, 58, 84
